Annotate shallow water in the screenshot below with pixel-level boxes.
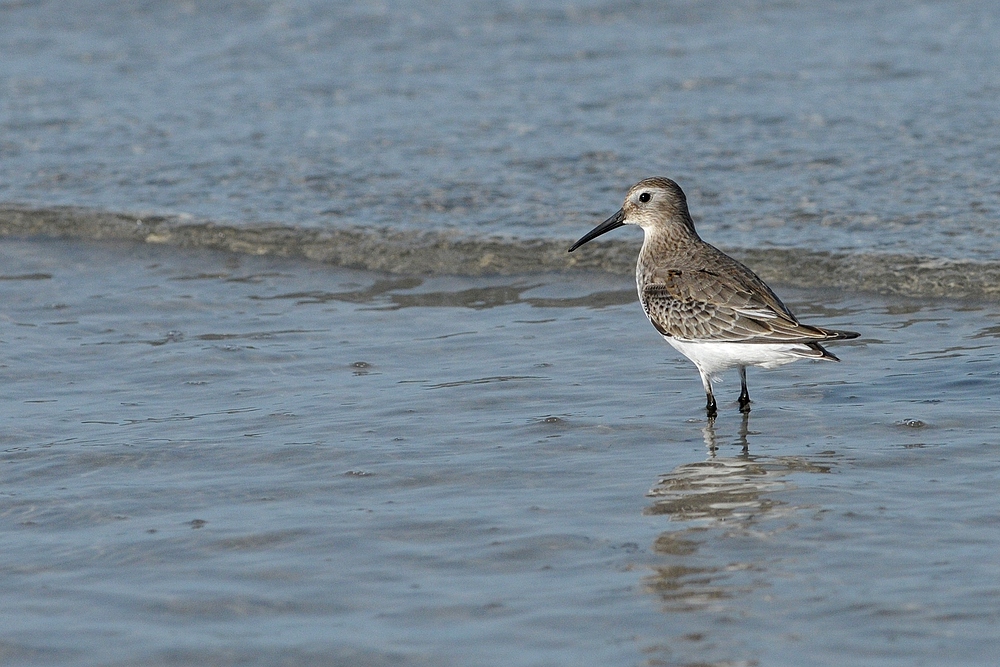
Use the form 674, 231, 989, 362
1, 239, 998, 666
1, 0, 1000, 260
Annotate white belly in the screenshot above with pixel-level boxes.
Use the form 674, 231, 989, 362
665, 337, 816, 378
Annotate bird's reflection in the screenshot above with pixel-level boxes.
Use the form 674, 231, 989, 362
701, 410, 751, 454
643, 412, 836, 612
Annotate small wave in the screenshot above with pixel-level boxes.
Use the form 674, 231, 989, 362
2, 204, 998, 300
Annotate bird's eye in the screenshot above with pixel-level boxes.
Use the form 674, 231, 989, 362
638, 192, 651, 203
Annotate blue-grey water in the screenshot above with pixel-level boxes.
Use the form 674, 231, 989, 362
2, 0, 999, 260
2, 1, 1000, 666
1, 239, 999, 667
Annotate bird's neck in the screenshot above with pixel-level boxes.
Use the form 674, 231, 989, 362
636, 222, 703, 286
641, 221, 702, 256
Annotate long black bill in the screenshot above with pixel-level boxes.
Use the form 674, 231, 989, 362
567, 208, 626, 252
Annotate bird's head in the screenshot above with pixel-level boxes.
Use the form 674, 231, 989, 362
568, 177, 697, 252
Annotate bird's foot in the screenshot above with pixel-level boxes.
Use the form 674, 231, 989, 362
706, 394, 718, 419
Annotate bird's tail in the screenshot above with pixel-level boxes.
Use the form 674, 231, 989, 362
790, 326, 859, 361
806, 342, 840, 362
816, 327, 861, 341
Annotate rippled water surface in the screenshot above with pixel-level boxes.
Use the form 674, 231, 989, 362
1, 0, 999, 259
3, 2, 1000, 664
1, 239, 998, 666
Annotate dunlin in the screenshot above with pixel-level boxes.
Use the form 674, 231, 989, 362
569, 177, 859, 417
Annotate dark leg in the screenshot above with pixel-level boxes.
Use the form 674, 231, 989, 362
698, 369, 718, 418
738, 366, 751, 414
705, 391, 718, 418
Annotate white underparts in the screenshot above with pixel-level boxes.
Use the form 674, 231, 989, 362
664, 337, 827, 391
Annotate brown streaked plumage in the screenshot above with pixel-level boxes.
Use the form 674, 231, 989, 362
569, 177, 859, 417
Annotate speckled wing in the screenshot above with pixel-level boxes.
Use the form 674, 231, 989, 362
640, 269, 846, 344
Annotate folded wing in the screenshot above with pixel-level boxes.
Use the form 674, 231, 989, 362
640, 269, 859, 344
